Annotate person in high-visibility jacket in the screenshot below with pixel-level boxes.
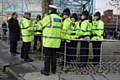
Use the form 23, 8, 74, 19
20, 12, 34, 62
69, 13, 78, 61
62, 8, 78, 65
91, 12, 104, 65
40, 5, 62, 76
33, 15, 42, 51
76, 11, 91, 67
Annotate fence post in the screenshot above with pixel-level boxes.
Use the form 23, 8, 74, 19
98, 42, 103, 72
63, 42, 67, 71
40, 39, 44, 61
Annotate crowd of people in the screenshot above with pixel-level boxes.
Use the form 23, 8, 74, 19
7, 5, 104, 76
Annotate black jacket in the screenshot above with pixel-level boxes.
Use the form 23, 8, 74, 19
8, 18, 20, 41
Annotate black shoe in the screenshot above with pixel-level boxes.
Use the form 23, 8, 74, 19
41, 70, 49, 76
24, 58, 33, 62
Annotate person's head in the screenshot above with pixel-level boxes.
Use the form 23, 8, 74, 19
71, 13, 78, 22
24, 12, 31, 19
81, 11, 89, 20
62, 8, 71, 19
94, 12, 101, 20
36, 15, 41, 20
11, 12, 18, 19
48, 5, 57, 14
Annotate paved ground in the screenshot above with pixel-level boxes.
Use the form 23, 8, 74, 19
0, 71, 17, 80
0, 37, 120, 80
0, 39, 17, 80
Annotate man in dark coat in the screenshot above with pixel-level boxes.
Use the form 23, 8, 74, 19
8, 12, 20, 56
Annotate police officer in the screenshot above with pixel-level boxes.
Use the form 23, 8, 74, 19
33, 15, 42, 51
40, 5, 62, 76
20, 12, 34, 62
76, 11, 91, 67
91, 12, 104, 65
62, 8, 77, 65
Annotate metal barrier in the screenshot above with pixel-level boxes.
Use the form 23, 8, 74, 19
56, 39, 120, 75
0, 37, 120, 80
1, 37, 120, 76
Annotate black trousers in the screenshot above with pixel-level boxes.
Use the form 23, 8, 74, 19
21, 42, 31, 59
80, 41, 89, 65
58, 41, 65, 58
66, 41, 77, 63
33, 35, 42, 50
59, 41, 65, 53
10, 40, 18, 53
92, 41, 102, 63
43, 47, 57, 73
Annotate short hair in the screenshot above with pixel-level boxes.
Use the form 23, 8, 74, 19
24, 12, 31, 16
36, 15, 41, 20
71, 13, 78, 22
94, 12, 101, 17
81, 11, 89, 17
63, 8, 71, 16
12, 12, 17, 16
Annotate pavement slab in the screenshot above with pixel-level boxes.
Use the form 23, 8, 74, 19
23, 72, 59, 80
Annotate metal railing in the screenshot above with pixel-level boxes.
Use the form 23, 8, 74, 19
53, 39, 120, 75
1, 33, 120, 75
